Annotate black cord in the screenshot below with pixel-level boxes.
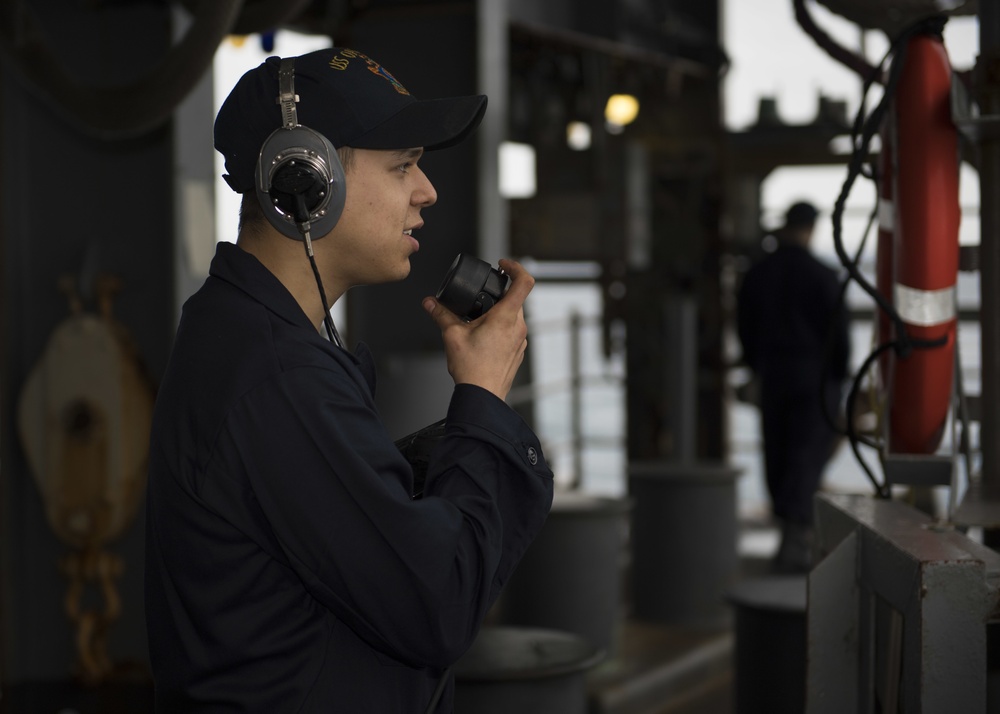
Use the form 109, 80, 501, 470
291, 193, 343, 348
845, 341, 897, 499
820, 202, 879, 437
831, 24, 911, 339
422, 668, 451, 714
304, 241, 342, 347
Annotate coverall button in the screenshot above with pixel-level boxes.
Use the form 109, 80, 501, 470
526, 447, 538, 465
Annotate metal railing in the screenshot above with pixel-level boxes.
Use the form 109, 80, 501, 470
506, 311, 625, 489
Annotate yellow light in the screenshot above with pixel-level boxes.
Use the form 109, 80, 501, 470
604, 94, 640, 127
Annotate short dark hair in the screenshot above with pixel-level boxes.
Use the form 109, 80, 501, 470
238, 146, 355, 236
784, 201, 819, 228
238, 191, 266, 237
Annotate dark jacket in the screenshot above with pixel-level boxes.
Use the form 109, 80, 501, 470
737, 242, 850, 395
144, 242, 553, 712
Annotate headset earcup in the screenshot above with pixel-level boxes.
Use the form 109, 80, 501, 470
255, 125, 346, 241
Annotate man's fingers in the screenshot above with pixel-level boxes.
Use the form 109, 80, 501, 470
422, 297, 464, 329
497, 259, 535, 310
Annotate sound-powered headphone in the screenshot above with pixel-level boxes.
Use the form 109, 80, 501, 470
254, 57, 346, 347
255, 57, 346, 241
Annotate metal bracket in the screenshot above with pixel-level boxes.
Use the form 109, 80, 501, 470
951, 72, 1000, 142
809, 493, 1000, 713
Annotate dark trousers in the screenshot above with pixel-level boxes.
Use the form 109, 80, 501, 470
760, 382, 840, 525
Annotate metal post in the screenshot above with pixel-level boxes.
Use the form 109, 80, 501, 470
476, 0, 509, 260
665, 297, 699, 461
978, 0, 1000, 498
570, 311, 583, 488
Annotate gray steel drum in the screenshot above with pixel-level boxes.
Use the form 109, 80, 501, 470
726, 575, 807, 714
628, 460, 740, 628
495, 490, 631, 654
453, 626, 605, 714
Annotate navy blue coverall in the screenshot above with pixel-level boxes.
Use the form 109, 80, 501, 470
144, 242, 554, 712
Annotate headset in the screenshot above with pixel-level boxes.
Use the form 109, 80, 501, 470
256, 57, 346, 241
255, 57, 345, 346
253, 59, 508, 347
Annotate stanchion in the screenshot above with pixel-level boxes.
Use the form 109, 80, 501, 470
495, 490, 631, 654
453, 626, 605, 714
629, 460, 740, 628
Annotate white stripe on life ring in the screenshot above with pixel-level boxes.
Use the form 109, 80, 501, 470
878, 198, 894, 233
894, 283, 957, 326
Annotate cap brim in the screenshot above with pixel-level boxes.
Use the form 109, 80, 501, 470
348, 94, 487, 151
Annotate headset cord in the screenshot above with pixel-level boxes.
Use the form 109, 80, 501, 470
423, 668, 452, 714
292, 194, 343, 348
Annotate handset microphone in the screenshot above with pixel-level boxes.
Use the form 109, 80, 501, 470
435, 253, 510, 321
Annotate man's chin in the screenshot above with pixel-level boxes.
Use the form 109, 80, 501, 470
379, 262, 412, 284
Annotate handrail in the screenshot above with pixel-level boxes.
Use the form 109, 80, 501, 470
513, 310, 625, 489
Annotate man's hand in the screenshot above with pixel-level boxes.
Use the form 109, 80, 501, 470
422, 259, 534, 401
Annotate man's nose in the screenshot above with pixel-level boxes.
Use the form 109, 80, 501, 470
413, 169, 437, 208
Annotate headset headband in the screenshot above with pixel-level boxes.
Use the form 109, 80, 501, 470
277, 58, 299, 129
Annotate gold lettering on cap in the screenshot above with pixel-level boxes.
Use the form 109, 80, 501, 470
327, 49, 410, 95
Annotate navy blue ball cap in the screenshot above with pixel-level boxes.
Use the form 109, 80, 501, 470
215, 47, 488, 193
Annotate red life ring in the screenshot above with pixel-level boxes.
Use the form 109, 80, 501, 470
875, 31, 960, 455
